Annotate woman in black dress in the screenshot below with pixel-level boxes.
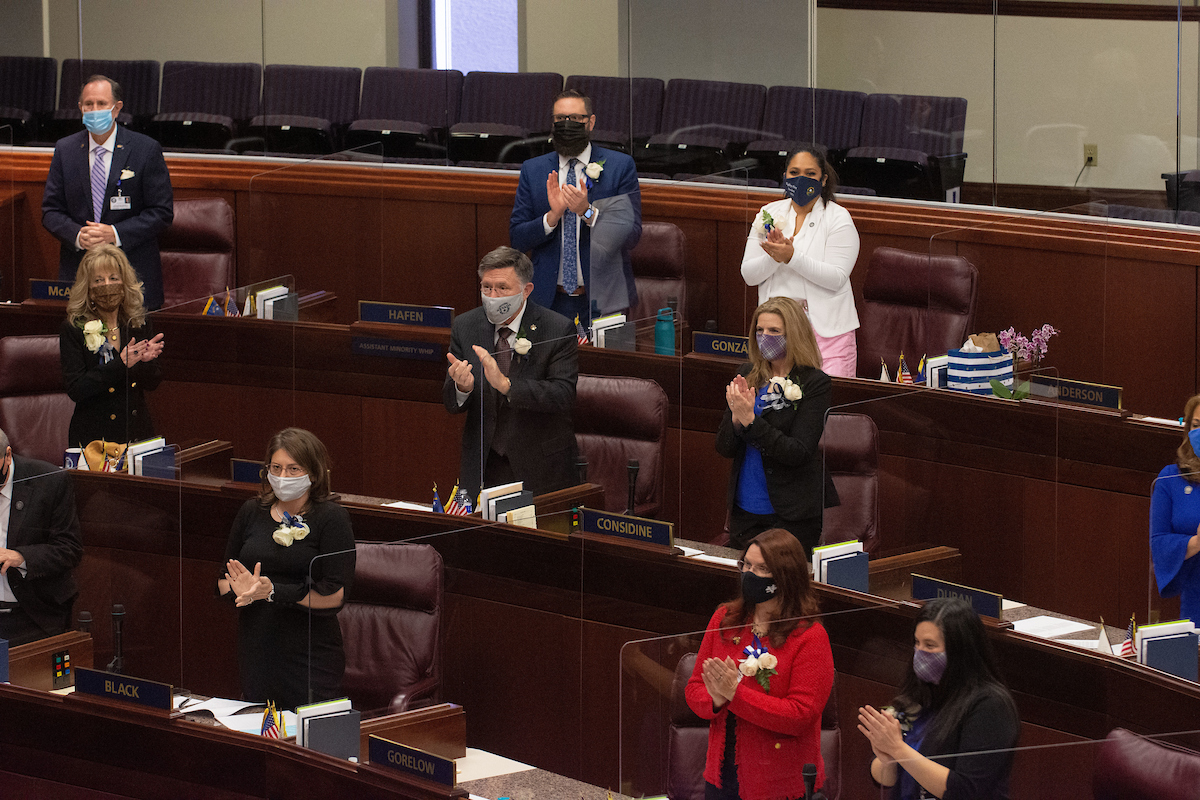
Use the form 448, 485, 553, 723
59, 244, 164, 447
218, 428, 356, 711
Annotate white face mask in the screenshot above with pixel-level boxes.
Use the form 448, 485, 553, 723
268, 472, 311, 502
480, 289, 525, 325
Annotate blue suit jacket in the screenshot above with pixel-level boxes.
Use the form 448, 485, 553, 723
509, 146, 641, 313
42, 126, 174, 310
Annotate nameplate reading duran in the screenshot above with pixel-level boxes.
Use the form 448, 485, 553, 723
911, 575, 1003, 619
351, 337, 443, 362
692, 332, 748, 359
369, 735, 455, 786
74, 667, 173, 710
575, 507, 674, 548
359, 301, 453, 329
29, 279, 73, 301
1029, 375, 1122, 411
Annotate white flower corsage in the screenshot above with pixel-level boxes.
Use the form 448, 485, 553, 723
82, 319, 107, 353
739, 635, 779, 691
120, 168, 135, 180
764, 376, 803, 411
272, 512, 310, 547
584, 159, 605, 188
513, 337, 532, 356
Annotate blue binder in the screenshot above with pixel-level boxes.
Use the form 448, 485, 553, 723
1143, 631, 1199, 681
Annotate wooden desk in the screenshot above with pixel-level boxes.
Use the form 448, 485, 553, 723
56, 469, 1200, 800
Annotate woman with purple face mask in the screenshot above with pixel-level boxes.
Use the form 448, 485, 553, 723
858, 598, 1020, 800
1150, 394, 1200, 624
716, 297, 836, 557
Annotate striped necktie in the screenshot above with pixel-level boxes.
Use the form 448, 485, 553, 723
91, 146, 107, 223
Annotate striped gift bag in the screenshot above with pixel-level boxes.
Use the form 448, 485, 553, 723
947, 349, 1014, 395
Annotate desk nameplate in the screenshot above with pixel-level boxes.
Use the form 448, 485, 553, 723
28, 279, 72, 301
369, 734, 456, 786
692, 331, 747, 359
359, 301, 453, 329
911, 574, 1004, 619
573, 507, 675, 551
73, 666, 174, 713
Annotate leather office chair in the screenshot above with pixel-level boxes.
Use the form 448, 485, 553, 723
1093, 728, 1200, 800
575, 375, 668, 518
630, 221, 686, 327
855, 247, 978, 380
819, 413, 880, 554
668, 652, 841, 800
158, 197, 236, 311
341, 542, 443, 714
0, 335, 73, 465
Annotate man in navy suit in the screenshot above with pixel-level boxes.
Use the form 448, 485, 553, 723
0, 428, 83, 646
510, 89, 641, 327
42, 75, 174, 310
444, 246, 578, 498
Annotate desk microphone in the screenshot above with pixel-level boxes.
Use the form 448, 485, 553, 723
106, 604, 125, 675
77, 610, 92, 634
626, 459, 639, 515
576, 457, 589, 484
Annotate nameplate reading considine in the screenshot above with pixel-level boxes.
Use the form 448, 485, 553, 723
29, 279, 73, 301
74, 667, 173, 710
911, 575, 1003, 619
368, 735, 455, 786
692, 332, 748, 359
351, 336, 443, 362
358, 301, 453, 329
1028, 375, 1122, 411
576, 507, 674, 548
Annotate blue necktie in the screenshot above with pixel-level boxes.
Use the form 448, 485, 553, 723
91, 146, 107, 223
562, 158, 579, 294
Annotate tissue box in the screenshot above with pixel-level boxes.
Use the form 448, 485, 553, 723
947, 349, 1013, 395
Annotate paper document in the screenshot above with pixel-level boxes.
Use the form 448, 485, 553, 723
677, 546, 705, 557
383, 500, 434, 511
691, 553, 739, 567
216, 709, 298, 735
1001, 599, 1026, 611
1011, 615, 1094, 639
455, 748, 535, 783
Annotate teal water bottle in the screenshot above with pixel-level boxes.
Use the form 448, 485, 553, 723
655, 307, 674, 355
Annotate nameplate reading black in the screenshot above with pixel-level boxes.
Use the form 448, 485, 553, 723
1028, 375, 1122, 411
368, 735, 455, 786
692, 332, 748, 359
351, 337, 443, 362
359, 301, 453, 329
29, 279, 73, 301
575, 507, 674, 548
911, 575, 1003, 619
74, 667, 173, 710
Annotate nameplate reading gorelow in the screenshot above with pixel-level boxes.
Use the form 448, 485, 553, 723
369, 735, 455, 786
358, 301, 453, 329
576, 507, 674, 548
351, 337, 443, 362
911, 574, 1003, 619
74, 666, 173, 710
692, 332, 748, 359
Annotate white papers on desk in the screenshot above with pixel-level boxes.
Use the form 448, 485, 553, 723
216, 709, 298, 735
1001, 599, 1026, 611
178, 696, 261, 715
383, 500, 434, 512
1059, 638, 1102, 650
691, 553, 739, 568
1011, 615, 1094, 639
677, 546, 705, 557
455, 748, 535, 783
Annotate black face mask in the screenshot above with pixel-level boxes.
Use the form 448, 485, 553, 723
741, 571, 778, 605
552, 119, 590, 157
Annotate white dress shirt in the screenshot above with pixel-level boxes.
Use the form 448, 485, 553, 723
541, 143, 594, 290
0, 458, 19, 602
77, 124, 123, 249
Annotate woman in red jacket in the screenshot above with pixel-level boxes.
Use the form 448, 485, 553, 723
685, 527, 835, 800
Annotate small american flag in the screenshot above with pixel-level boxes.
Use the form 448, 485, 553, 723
444, 484, 472, 516
899, 353, 914, 385
1119, 615, 1137, 658
261, 701, 280, 738
574, 314, 590, 346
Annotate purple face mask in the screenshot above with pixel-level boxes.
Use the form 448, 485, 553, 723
756, 332, 787, 362
913, 648, 947, 684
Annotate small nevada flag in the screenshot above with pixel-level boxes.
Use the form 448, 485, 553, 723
432, 484, 444, 514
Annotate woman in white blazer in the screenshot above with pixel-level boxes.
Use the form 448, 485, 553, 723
740, 145, 861, 377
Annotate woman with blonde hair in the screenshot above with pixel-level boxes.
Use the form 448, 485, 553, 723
1150, 394, 1200, 623
59, 244, 164, 447
716, 296, 837, 556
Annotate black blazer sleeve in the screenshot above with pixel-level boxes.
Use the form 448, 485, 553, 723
12, 462, 82, 581
942, 691, 1021, 800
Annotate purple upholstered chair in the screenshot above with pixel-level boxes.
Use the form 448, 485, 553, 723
346, 67, 463, 159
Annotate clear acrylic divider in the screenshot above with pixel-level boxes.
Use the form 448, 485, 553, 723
0, 123, 12, 303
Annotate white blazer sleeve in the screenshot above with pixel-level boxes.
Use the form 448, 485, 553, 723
782, 210, 860, 293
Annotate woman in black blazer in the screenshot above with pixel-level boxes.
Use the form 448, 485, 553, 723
716, 296, 836, 556
59, 244, 164, 448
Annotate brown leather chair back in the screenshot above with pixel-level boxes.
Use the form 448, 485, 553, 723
855, 246, 978, 379
819, 413, 880, 554
575, 374, 668, 518
341, 542, 443, 714
668, 652, 840, 800
0, 335, 72, 464
158, 196, 236, 311
1093, 728, 1200, 800
631, 221, 686, 325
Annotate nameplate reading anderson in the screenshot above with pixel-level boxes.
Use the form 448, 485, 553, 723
359, 301, 453, 329
369, 735, 455, 786
74, 667, 173, 710
577, 507, 673, 548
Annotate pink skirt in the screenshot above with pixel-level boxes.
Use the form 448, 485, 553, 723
814, 329, 857, 378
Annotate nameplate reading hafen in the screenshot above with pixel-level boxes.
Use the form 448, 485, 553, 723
73, 666, 174, 711
358, 301, 454, 329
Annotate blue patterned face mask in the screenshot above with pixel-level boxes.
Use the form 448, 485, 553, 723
1188, 427, 1200, 455
82, 108, 114, 135
783, 175, 823, 205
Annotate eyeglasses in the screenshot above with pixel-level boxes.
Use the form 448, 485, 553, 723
737, 560, 773, 578
268, 463, 307, 477
552, 114, 590, 124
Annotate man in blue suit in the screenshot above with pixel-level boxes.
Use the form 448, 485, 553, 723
42, 75, 173, 310
510, 89, 641, 327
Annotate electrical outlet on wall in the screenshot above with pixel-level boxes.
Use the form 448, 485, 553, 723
1084, 144, 1098, 166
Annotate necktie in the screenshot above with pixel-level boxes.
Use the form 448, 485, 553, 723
561, 158, 579, 294
495, 327, 513, 377
91, 146, 107, 223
